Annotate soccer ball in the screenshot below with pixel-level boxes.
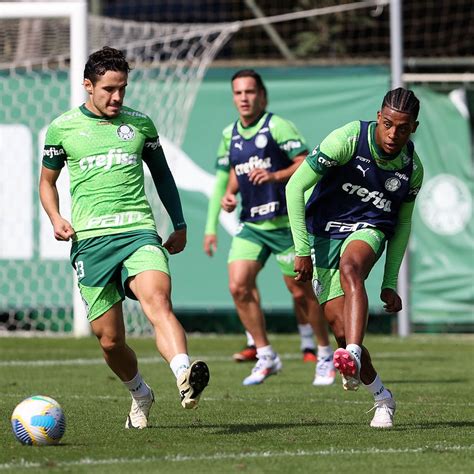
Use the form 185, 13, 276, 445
11, 395, 66, 446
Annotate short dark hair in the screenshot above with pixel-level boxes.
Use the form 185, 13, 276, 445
382, 87, 420, 120
231, 69, 267, 98
84, 46, 131, 84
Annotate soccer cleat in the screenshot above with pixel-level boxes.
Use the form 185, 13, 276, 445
233, 345, 257, 362
333, 348, 361, 391
368, 392, 396, 428
312, 355, 336, 386
177, 360, 210, 409
302, 348, 317, 363
125, 388, 154, 429
242, 354, 282, 385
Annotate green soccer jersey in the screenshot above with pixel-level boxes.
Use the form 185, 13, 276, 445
43, 105, 163, 241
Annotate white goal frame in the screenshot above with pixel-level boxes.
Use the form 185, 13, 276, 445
1, 1, 90, 336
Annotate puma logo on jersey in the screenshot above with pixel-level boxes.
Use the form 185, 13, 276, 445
357, 165, 370, 177
79, 148, 138, 171
234, 141, 243, 150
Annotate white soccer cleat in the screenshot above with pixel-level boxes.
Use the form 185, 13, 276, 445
312, 355, 336, 386
333, 348, 361, 391
125, 388, 154, 429
242, 354, 282, 386
369, 392, 396, 428
177, 360, 210, 409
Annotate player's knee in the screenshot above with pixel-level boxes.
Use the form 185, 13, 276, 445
98, 334, 126, 354
139, 292, 171, 312
229, 281, 252, 303
339, 260, 363, 290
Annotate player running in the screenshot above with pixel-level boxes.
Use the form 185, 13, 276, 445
204, 69, 335, 386
286, 87, 424, 428
39, 47, 209, 429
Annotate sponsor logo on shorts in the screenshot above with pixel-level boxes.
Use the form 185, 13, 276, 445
385, 177, 401, 192
235, 155, 272, 176
312, 279, 323, 297
342, 183, 392, 212
324, 221, 375, 233
276, 251, 295, 265
250, 201, 279, 218
79, 148, 138, 171
117, 124, 135, 141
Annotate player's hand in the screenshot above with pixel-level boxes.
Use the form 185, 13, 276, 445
52, 217, 76, 241
163, 228, 187, 254
249, 168, 275, 185
204, 234, 217, 257
221, 193, 237, 212
294, 255, 313, 282
380, 288, 402, 313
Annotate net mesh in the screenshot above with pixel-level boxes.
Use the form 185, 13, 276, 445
0, 11, 236, 334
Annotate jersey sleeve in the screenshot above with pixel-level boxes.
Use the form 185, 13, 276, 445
305, 121, 360, 175
142, 115, 161, 153
405, 151, 424, 202
42, 121, 67, 170
215, 125, 232, 172
270, 115, 308, 159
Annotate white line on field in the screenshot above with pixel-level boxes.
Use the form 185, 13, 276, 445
1, 445, 473, 470
0, 351, 426, 367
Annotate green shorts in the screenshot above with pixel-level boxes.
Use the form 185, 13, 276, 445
70, 230, 169, 322
311, 228, 386, 304
228, 223, 297, 277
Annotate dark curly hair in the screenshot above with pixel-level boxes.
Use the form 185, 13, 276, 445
83, 46, 131, 84
382, 87, 420, 120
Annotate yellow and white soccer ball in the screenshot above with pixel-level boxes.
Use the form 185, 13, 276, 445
11, 395, 66, 445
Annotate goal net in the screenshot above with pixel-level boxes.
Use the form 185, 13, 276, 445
0, 3, 237, 335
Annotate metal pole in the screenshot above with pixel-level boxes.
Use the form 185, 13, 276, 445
390, 0, 410, 337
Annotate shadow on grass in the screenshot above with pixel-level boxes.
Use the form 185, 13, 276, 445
385, 379, 466, 384
149, 420, 361, 433
391, 421, 474, 431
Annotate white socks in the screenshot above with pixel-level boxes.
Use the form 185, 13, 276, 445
298, 323, 316, 351
363, 374, 391, 401
317, 345, 333, 359
245, 330, 255, 347
346, 343, 362, 367
256, 345, 275, 359
170, 353, 190, 379
123, 372, 151, 399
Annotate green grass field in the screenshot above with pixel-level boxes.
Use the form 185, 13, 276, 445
0, 334, 473, 473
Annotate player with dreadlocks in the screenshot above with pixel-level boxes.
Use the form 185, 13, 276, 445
286, 87, 423, 428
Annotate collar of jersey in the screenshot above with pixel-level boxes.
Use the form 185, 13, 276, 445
237, 111, 268, 138
80, 103, 115, 120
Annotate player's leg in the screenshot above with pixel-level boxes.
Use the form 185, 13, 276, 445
90, 302, 155, 429
125, 245, 209, 410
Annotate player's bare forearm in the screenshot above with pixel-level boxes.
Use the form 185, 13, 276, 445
39, 167, 76, 241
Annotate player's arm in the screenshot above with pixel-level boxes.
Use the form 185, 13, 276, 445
142, 140, 187, 254
39, 166, 75, 241
221, 168, 239, 213
204, 169, 229, 256
286, 160, 322, 281
381, 154, 424, 312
